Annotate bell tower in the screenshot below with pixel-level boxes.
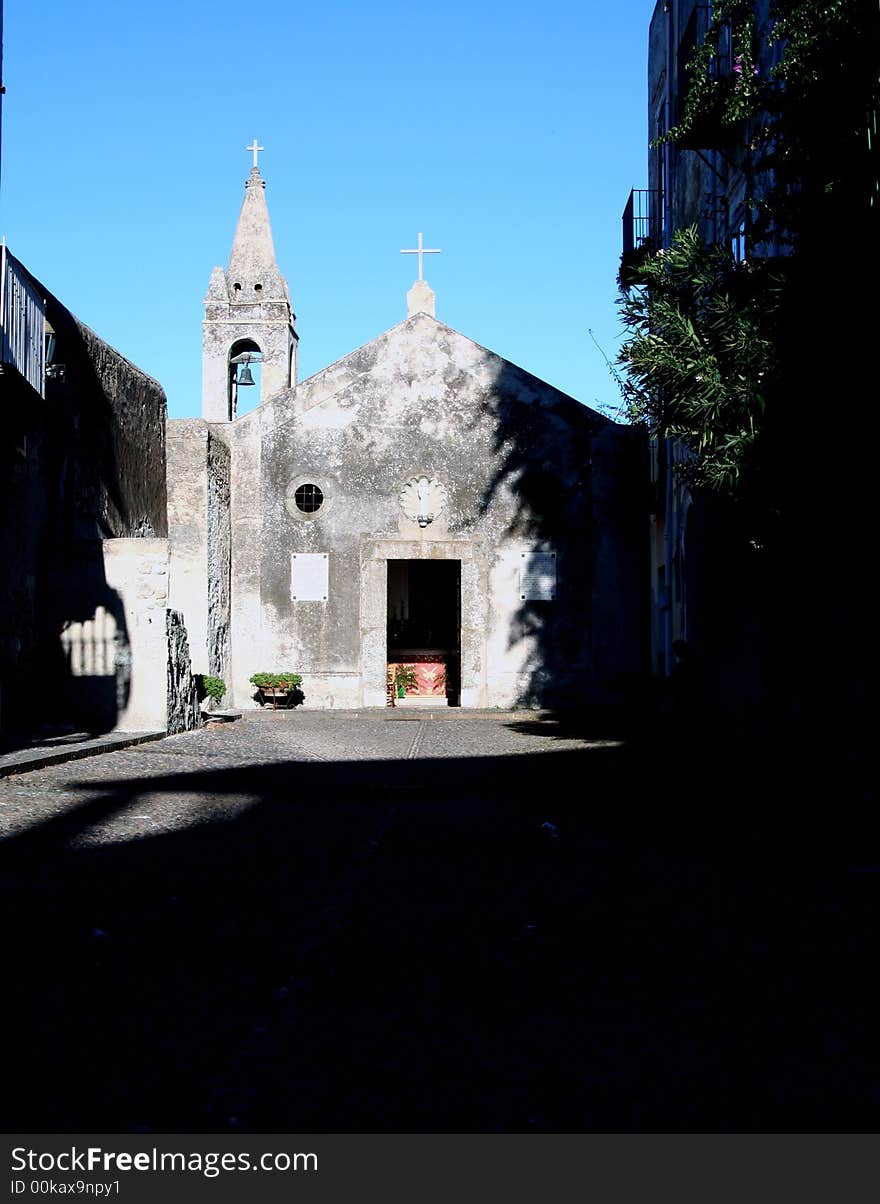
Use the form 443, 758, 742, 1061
201, 142, 298, 421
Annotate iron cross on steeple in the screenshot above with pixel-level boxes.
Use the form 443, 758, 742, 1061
246, 139, 265, 169
400, 232, 441, 280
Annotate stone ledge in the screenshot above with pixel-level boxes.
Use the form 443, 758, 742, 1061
201, 709, 243, 726
0, 731, 166, 779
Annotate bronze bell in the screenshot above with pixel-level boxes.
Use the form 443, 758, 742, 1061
237, 364, 256, 386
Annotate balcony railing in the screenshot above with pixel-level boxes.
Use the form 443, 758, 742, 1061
622, 189, 662, 256
0, 242, 46, 397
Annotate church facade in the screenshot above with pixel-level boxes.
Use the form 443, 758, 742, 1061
168, 161, 645, 711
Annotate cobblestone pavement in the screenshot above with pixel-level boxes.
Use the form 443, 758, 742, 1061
2, 711, 878, 1131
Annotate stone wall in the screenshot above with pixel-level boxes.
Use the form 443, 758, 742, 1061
166, 421, 233, 688
206, 431, 231, 680
166, 421, 210, 675
100, 538, 170, 731
227, 313, 646, 709
73, 319, 168, 538
227, 414, 262, 709
166, 609, 200, 734
648, 0, 776, 254
0, 260, 177, 737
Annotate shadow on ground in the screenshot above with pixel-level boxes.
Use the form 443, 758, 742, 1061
2, 736, 878, 1133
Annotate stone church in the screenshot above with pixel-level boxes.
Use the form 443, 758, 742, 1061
167, 159, 645, 711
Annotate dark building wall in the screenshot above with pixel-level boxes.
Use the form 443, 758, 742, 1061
648, 0, 776, 247
45, 296, 167, 540
0, 0, 4, 199
639, 0, 809, 728
640, 0, 770, 707
0, 264, 167, 736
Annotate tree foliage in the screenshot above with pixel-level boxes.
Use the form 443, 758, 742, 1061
662, 0, 878, 241
618, 228, 779, 495
620, 1, 878, 508
663, 0, 759, 142
249, 672, 302, 688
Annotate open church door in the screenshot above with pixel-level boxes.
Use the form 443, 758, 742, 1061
387, 560, 461, 706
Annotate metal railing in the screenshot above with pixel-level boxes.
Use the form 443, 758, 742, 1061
622, 189, 662, 255
0, 241, 46, 396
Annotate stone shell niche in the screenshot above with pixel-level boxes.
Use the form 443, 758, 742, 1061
399, 476, 448, 528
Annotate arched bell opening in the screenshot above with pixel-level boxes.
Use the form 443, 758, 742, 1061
227, 338, 263, 419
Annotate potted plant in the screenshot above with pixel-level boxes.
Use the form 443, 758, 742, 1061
393, 664, 418, 699
249, 671, 304, 709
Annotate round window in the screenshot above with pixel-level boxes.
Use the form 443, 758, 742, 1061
294, 483, 324, 514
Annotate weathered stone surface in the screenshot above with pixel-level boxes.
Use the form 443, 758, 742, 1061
100, 539, 168, 730
74, 320, 168, 539
180, 169, 647, 714
166, 609, 199, 735
166, 421, 210, 674
201, 168, 297, 421
406, 278, 436, 318
207, 431, 231, 680
0, 263, 168, 737
219, 313, 645, 710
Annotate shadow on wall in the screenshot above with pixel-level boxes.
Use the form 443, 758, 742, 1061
680, 489, 768, 725
0, 371, 128, 745
471, 361, 648, 709
54, 546, 132, 734
0, 273, 166, 745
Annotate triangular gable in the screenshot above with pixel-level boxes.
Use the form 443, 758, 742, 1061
258, 313, 608, 433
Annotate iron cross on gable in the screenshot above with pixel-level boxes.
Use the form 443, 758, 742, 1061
246, 139, 265, 169
400, 232, 441, 280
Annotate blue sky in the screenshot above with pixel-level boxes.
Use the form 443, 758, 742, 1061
1, 0, 655, 419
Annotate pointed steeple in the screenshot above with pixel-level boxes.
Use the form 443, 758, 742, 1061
201, 151, 298, 421
226, 166, 288, 302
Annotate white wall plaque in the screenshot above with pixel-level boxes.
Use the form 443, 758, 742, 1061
520, 551, 556, 601
291, 553, 329, 602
